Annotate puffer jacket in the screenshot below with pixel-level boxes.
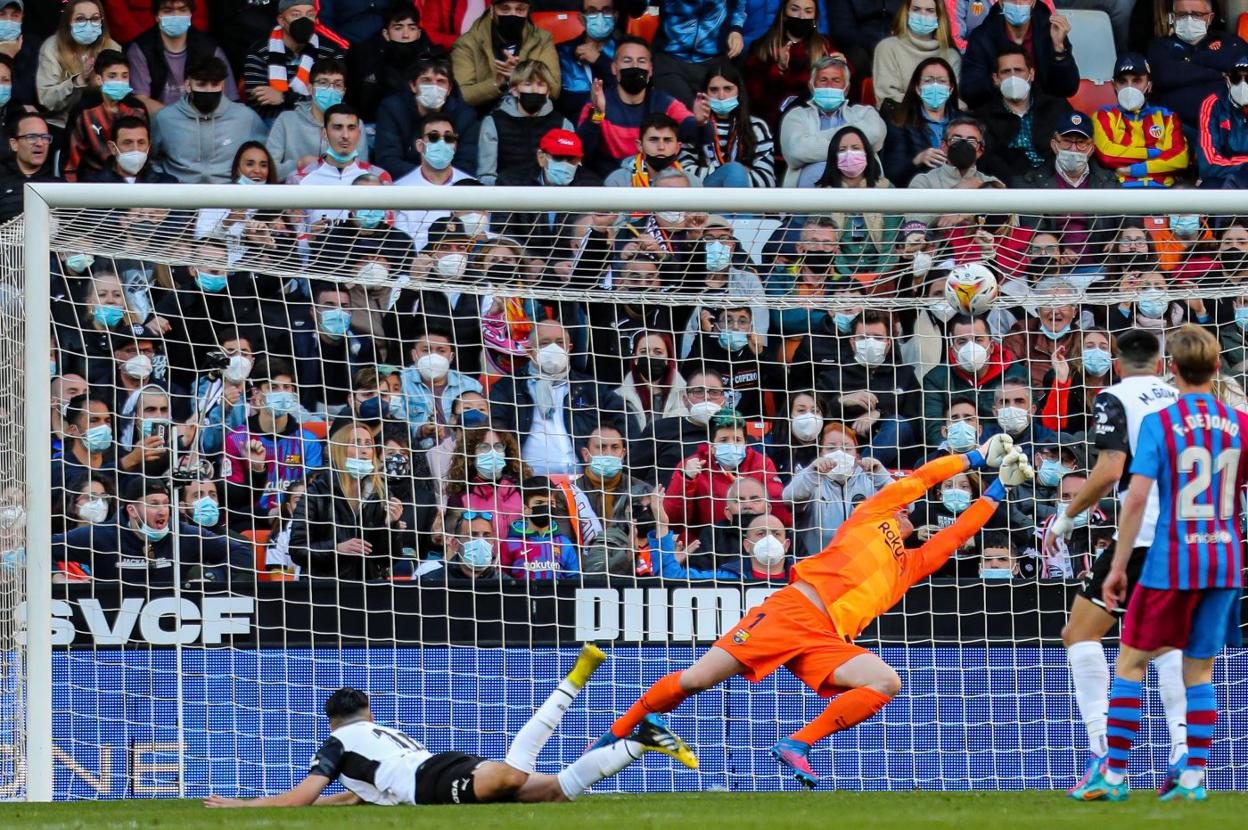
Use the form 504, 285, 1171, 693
655, 0, 749, 64
450, 14, 560, 108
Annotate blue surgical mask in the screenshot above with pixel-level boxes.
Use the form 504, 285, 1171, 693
1137, 293, 1168, 319
941, 488, 972, 514
718, 329, 750, 352
71, 21, 103, 46
1169, 214, 1201, 238
584, 12, 615, 40
355, 208, 385, 228
946, 420, 978, 452
588, 455, 624, 479
475, 448, 507, 479
66, 253, 95, 272
544, 158, 577, 186
50, 361, 57, 378
713, 441, 747, 470
1061, 502, 1091, 528
460, 409, 489, 429
709, 96, 739, 116
1002, 1, 1032, 26
93, 304, 125, 328
264, 391, 298, 417
319, 307, 352, 337
811, 87, 846, 112
191, 496, 219, 527
101, 80, 133, 102
980, 567, 1014, 580
325, 146, 359, 164
237, 174, 261, 186
706, 240, 732, 272
1041, 322, 1071, 341
908, 11, 939, 36
1037, 458, 1069, 488
82, 424, 113, 452
343, 457, 375, 479
423, 139, 455, 170
460, 537, 495, 569
138, 521, 170, 543
0, 84, 11, 107
313, 86, 344, 112
919, 82, 951, 110
196, 272, 228, 292
834, 312, 856, 333
0, 20, 20, 42
1236, 307, 1248, 330
1082, 346, 1112, 376
159, 14, 193, 38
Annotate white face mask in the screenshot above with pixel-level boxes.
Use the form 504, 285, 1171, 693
1055, 148, 1089, 177
416, 83, 449, 109
1116, 85, 1146, 112
1174, 15, 1207, 44
1231, 80, 1248, 107
751, 534, 787, 567
77, 497, 109, 524
122, 354, 153, 380
824, 449, 857, 480
437, 253, 467, 279
996, 405, 1030, 434
416, 353, 451, 383
224, 354, 253, 383
912, 251, 933, 278
930, 300, 957, 322
955, 340, 989, 372
656, 210, 685, 225
688, 400, 721, 426
853, 336, 888, 367
459, 212, 488, 237
791, 411, 823, 443
536, 342, 570, 377
116, 150, 148, 175
999, 75, 1031, 102
355, 261, 390, 286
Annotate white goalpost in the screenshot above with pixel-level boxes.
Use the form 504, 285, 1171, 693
8, 183, 1248, 801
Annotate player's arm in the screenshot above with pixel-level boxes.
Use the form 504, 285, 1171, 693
850, 435, 1014, 521
1045, 391, 1128, 553
204, 772, 333, 808
315, 790, 363, 806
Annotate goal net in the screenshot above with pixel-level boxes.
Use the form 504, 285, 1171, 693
4, 184, 1247, 800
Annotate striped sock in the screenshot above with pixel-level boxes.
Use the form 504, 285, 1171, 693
1184, 683, 1217, 777
1105, 677, 1142, 781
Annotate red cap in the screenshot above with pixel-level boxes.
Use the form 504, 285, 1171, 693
539, 128, 583, 158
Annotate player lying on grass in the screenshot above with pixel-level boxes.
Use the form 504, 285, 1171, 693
1073, 325, 1247, 804
205, 644, 695, 808
592, 437, 1033, 787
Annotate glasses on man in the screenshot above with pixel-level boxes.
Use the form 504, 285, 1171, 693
18, 133, 53, 144
425, 132, 459, 144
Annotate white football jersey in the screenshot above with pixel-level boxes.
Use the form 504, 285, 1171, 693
308, 720, 432, 806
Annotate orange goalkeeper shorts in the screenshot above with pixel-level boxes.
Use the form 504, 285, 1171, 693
713, 584, 869, 698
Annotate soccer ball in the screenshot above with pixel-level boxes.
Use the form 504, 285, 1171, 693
944, 263, 999, 315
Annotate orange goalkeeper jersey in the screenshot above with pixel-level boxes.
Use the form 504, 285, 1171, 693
792, 455, 996, 640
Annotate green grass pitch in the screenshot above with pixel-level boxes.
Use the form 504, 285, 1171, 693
5, 791, 1248, 830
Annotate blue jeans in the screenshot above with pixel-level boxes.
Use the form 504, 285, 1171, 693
703, 161, 752, 188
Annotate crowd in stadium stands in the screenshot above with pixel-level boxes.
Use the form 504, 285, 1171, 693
5, 0, 1248, 588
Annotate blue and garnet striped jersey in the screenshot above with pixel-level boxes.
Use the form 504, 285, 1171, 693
1131, 393, 1248, 590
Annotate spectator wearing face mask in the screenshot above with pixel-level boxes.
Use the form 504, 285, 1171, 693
911, 469, 983, 576
871, 0, 961, 113
1007, 437, 1082, 536
1033, 468, 1109, 579
904, 116, 1003, 226
37, 0, 122, 129
976, 530, 1032, 581
0, 2, 40, 109
683, 475, 774, 577
427, 509, 507, 582
578, 424, 645, 534
764, 391, 827, 481
881, 57, 966, 188
1196, 54, 1248, 188
766, 215, 854, 337
476, 60, 573, 186
444, 425, 528, 538
978, 380, 1058, 465
128, 0, 237, 107
266, 57, 371, 180
344, 5, 443, 123
396, 326, 484, 449
451, 0, 560, 110
391, 117, 475, 246
1092, 53, 1188, 189
683, 304, 779, 420
1001, 279, 1082, 387
1012, 110, 1117, 196
612, 331, 687, 437
629, 369, 729, 486
782, 422, 892, 557
291, 282, 377, 412
1103, 269, 1187, 338
604, 110, 701, 186
1153, 209, 1217, 275
1037, 328, 1116, 435
1146, 0, 1248, 130
224, 357, 324, 533
500, 477, 582, 579
678, 61, 776, 188
665, 411, 790, 541
152, 55, 266, 183
740, 513, 792, 582
179, 478, 227, 536
959, 0, 1077, 111
780, 53, 886, 187
195, 334, 254, 457
744, 0, 837, 132
62, 49, 149, 183
922, 313, 1029, 447
552, 0, 618, 120
54, 395, 124, 528
63, 474, 116, 538
973, 45, 1070, 182
243, 0, 344, 122
374, 56, 479, 178
919, 396, 982, 463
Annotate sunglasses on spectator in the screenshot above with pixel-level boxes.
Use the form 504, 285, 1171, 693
425, 132, 458, 143
462, 510, 494, 521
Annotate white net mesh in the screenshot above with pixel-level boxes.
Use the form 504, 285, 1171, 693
7, 187, 1248, 797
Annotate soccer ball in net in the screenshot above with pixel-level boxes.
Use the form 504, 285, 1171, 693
944, 263, 999, 315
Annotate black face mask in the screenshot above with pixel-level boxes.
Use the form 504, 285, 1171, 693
632, 502, 656, 537
495, 13, 526, 43
784, 16, 816, 40
1029, 255, 1055, 277
528, 511, 553, 530
1221, 249, 1248, 274
803, 251, 836, 272
946, 139, 978, 170
734, 509, 764, 528
288, 17, 316, 45
518, 91, 547, 114
618, 67, 650, 95
487, 262, 518, 282
190, 89, 222, 115
634, 355, 666, 381
645, 152, 676, 172
1113, 251, 1154, 272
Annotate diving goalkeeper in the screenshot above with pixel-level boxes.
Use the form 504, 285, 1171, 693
592, 437, 1033, 786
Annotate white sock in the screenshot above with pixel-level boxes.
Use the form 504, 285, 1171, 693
1104, 769, 1125, 785
557, 740, 643, 800
504, 679, 580, 774
1153, 650, 1188, 764
1179, 768, 1204, 789
1068, 641, 1110, 757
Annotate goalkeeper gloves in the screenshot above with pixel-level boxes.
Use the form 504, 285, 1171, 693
965, 434, 1014, 470
1049, 512, 1074, 542
982, 450, 1033, 502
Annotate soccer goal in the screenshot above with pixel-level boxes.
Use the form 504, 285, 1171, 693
4, 183, 1247, 801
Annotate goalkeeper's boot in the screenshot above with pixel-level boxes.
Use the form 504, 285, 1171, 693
770, 737, 818, 789
632, 714, 698, 770
1066, 752, 1106, 796
1157, 754, 1187, 798
567, 643, 608, 690
1069, 760, 1128, 802
1159, 782, 1207, 802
